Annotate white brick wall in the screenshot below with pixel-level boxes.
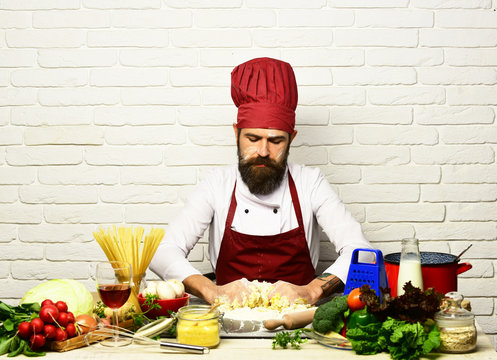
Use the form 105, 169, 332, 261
1, 0, 497, 347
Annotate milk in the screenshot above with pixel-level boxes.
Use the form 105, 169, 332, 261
397, 257, 423, 296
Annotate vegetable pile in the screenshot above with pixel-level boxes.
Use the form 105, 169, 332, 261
1, 299, 97, 357
345, 282, 443, 360
274, 281, 444, 360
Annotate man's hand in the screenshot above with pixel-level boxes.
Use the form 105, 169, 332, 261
269, 274, 344, 305
183, 274, 251, 304
269, 280, 321, 305
212, 278, 251, 304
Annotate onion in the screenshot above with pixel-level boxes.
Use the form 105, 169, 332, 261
75, 314, 98, 334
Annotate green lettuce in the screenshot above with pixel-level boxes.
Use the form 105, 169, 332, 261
347, 317, 440, 360
20, 279, 93, 316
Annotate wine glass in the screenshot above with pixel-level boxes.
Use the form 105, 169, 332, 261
95, 261, 132, 347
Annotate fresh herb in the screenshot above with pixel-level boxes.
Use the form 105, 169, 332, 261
272, 329, 308, 350
131, 293, 177, 336
311, 295, 349, 334
0, 301, 45, 357
359, 282, 443, 323
143, 294, 161, 311
93, 301, 107, 319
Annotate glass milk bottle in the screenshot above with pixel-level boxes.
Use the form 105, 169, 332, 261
397, 238, 423, 295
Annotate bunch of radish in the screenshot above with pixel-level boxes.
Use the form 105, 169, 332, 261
16, 299, 97, 350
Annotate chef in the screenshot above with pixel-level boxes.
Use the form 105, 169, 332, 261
150, 57, 372, 305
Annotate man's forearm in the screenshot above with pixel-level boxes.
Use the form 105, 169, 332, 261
307, 273, 345, 301
183, 274, 217, 304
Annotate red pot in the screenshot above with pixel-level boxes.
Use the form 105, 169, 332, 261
384, 252, 472, 297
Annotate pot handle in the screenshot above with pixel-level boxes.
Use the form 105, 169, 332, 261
456, 262, 472, 275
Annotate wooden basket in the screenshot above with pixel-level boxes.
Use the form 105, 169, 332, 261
47, 319, 134, 352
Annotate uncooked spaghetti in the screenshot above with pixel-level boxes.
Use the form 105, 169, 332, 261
93, 225, 165, 313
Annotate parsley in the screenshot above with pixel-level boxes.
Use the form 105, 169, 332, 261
272, 329, 308, 350
94, 301, 107, 319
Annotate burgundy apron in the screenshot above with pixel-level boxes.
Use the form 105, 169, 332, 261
215, 173, 315, 285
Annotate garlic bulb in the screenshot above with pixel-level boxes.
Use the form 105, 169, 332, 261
167, 279, 185, 298
156, 281, 176, 300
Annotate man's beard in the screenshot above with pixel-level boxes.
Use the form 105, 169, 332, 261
237, 145, 289, 196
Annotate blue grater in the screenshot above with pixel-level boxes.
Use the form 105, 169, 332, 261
343, 248, 389, 299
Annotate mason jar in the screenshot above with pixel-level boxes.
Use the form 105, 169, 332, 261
435, 292, 476, 353
176, 305, 221, 348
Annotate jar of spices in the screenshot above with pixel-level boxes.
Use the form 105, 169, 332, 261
435, 292, 476, 353
176, 305, 221, 348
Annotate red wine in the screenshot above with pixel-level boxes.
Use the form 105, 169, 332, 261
98, 284, 131, 309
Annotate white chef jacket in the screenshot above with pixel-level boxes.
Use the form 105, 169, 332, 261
149, 162, 372, 284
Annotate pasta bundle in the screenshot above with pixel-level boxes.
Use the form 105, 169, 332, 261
94, 225, 165, 314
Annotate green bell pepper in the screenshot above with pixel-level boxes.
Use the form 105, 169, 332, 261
347, 307, 379, 330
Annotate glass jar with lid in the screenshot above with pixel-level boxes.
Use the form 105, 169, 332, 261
176, 305, 221, 348
435, 292, 476, 353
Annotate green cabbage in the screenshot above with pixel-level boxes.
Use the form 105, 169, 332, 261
20, 279, 93, 316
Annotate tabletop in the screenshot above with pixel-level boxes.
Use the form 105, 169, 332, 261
11, 325, 496, 360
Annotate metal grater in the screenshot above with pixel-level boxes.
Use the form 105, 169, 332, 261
343, 248, 389, 299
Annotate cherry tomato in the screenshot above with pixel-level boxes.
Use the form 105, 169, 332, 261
30, 318, 44, 334
347, 287, 366, 311
41, 299, 54, 307
29, 334, 46, 350
55, 301, 68, 313
17, 321, 32, 339
43, 324, 57, 340
39, 304, 59, 323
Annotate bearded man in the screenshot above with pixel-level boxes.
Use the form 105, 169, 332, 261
150, 57, 372, 305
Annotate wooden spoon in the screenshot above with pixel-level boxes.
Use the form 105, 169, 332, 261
206, 302, 221, 314
263, 308, 316, 330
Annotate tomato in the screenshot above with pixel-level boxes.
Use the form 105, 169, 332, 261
347, 287, 366, 311
18, 321, 32, 339
39, 304, 59, 323
30, 318, 44, 334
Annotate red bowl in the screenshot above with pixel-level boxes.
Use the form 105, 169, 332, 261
138, 293, 190, 319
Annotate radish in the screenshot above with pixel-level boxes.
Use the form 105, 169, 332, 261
39, 304, 59, 323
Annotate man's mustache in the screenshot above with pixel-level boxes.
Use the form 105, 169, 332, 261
243, 156, 280, 168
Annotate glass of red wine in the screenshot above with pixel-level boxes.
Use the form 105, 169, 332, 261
96, 261, 132, 347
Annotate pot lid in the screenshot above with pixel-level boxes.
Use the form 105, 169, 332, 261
384, 251, 457, 265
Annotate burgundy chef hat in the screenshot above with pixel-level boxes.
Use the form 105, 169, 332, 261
231, 57, 298, 134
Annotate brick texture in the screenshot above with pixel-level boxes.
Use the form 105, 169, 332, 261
1, 2, 497, 348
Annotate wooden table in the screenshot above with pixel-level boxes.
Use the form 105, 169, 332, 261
14, 326, 496, 360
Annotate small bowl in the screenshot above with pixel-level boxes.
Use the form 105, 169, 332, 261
138, 293, 190, 319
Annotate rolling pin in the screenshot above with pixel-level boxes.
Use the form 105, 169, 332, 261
263, 308, 317, 330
